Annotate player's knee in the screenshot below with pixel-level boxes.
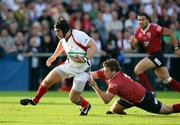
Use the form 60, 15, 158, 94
162, 77, 172, 84
134, 68, 141, 75
42, 77, 53, 87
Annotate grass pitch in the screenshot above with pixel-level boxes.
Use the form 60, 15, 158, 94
0, 91, 179, 125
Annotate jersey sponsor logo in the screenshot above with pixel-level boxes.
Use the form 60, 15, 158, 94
143, 41, 149, 47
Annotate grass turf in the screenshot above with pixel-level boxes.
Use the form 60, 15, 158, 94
0, 91, 179, 125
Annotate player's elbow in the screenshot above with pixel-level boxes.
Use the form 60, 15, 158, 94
103, 98, 110, 104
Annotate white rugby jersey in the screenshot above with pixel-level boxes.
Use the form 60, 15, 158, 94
61, 29, 91, 57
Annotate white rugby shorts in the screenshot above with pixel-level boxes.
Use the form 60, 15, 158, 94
54, 60, 91, 92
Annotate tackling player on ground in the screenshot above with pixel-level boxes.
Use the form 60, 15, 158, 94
90, 59, 180, 115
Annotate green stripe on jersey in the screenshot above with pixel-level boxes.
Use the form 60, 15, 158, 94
68, 51, 86, 57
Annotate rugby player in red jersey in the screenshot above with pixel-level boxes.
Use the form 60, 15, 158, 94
129, 13, 180, 94
90, 59, 180, 115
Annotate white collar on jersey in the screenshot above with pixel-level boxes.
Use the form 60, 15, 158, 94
140, 23, 150, 34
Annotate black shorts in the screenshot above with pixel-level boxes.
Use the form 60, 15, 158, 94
135, 91, 162, 114
148, 51, 166, 68
117, 98, 133, 108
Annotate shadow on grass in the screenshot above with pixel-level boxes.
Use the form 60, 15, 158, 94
88, 113, 180, 118
0, 101, 72, 106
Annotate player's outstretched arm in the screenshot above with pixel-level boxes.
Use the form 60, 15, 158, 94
46, 40, 64, 67
89, 79, 115, 104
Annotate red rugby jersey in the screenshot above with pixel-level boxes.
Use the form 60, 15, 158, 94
135, 23, 163, 54
96, 70, 146, 104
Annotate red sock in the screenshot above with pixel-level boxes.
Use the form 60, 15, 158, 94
138, 72, 154, 92
173, 104, 180, 113
169, 79, 180, 92
79, 97, 89, 107
32, 84, 48, 104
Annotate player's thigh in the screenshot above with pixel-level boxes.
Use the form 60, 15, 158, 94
43, 67, 69, 87
42, 69, 61, 87
110, 99, 132, 112
154, 67, 170, 80
134, 57, 156, 74
136, 91, 162, 114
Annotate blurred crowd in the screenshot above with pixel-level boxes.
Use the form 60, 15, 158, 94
0, 0, 180, 90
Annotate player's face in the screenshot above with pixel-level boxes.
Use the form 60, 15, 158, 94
103, 67, 115, 79
137, 16, 149, 29
54, 28, 63, 39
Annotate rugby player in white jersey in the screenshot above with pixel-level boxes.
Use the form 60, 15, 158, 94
20, 17, 97, 116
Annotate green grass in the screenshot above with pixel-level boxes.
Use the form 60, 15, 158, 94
0, 91, 180, 125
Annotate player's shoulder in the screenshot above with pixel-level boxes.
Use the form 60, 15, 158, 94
150, 23, 163, 31
150, 23, 161, 28
72, 29, 87, 36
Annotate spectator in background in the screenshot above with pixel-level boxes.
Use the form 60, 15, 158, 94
40, 20, 54, 41
88, 2, 99, 21
27, 21, 42, 47
92, 11, 106, 43
102, 5, 112, 28
82, 0, 92, 13
0, 28, 16, 54
40, 34, 55, 78
91, 30, 106, 70
50, 3, 69, 22
128, 0, 141, 13
144, 0, 161, 16
3, 10, 16, 28
69, 9, 82, 29
105, 11, 123, 34
67, 0, 81, 15
27, 37, 40, 90
81, 13, 93, 35
14, 31, 26, 61
105, 33, 119, 59
8, 21, 19, 37
124, 11, 138, 33
37, 8, 54, 29
35, 0, 46, 18
157, 7, 171, 27
26, 1, 37, 21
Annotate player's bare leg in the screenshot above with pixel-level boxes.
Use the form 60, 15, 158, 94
159, 103, 180, 114
134, 57, 155, 94
106, 101, 128, 115
69, 81, 91, 116
20, 69, 62, 105
154, 67, 180, 92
